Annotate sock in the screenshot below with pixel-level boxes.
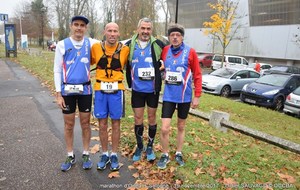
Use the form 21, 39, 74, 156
148, 124, 157, 147
175, 151, 182, 156
111, 152, 117, 156
135, 124, 144, 149
102, 151, 109, 156
67, 151, 74, 157
83, 150, 89, 155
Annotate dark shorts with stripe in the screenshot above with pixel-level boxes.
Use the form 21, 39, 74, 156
62, 94, 92, 114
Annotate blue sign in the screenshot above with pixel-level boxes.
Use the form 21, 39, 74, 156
5, 24, 17, 57
0, 14, 8, 21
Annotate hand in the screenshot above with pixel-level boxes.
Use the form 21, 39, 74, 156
159, 60, 165, 71
56, 93, 66, 110
191, 97, 200, 109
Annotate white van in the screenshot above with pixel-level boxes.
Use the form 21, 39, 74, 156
211, 55, 249, 70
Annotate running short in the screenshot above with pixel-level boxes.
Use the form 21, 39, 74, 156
62, 94, 92, 114
131, 90, 159, 108
93, 90, 124, 119
161, 101, 191, 119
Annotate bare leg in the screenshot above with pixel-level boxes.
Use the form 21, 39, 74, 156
160, 118, 172, 154
111, 119, 120, 153
63, 113, 75, 152
79, 112, 91, 152
147, 107, 157, 125
98, 118, 108, 152
176, 118, 186, 152
133, 107, 145, 125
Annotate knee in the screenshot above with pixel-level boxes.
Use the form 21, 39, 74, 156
134, 115, 143, 124
177, 125, 185, 133
64, 122, 74, 131
148, 114, 156, 124
161, 126, 170, 136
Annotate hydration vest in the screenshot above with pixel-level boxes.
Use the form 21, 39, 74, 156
91, 42, 123, 78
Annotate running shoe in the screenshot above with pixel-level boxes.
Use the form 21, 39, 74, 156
146, 146, 156, 161
175, 153, 185, 166
61, 155, 76, 172
97, 154, 110, 170
132, 147, 143, 162
156, 154, 170, 169
110, 155, 120, 171
82, 154, 92, 170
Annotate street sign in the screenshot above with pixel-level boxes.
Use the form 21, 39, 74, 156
0, 14, 8, 21
5, 24, 17, 57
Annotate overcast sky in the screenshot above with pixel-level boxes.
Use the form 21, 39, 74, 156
0, 0, 30, 18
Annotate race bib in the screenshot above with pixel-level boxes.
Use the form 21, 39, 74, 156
165, 71, 182, 85
64, 84, 84, 94
100, 81, 118, 93
138, 68, 155, 80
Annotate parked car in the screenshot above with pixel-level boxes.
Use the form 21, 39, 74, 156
262, 65, 300, 75
283, 86, 300, 117
47, 41, 56, 51
211, 54, 249, 70
247, 62, 272, 74
240, 73, 300, 110
202, 67, 260, 97
198, 54, 213, 68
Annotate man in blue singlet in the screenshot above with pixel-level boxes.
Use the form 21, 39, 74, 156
157, 23, 202, 169
54, 15, 98, 172
126, 18, 165, 162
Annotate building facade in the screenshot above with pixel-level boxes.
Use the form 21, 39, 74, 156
167, 0, 300, 66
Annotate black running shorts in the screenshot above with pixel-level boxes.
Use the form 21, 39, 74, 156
161, 101, 191, 119
131, 90, 160, 108
62, 94, 92, 114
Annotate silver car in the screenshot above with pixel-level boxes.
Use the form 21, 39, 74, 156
283, 86, 300, 117
202, 67, 261, 97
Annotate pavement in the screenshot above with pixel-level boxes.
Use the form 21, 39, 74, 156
0, 59, 135, 190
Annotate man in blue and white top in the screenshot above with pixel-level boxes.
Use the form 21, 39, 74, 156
126, 18, 165, 162
54, 15, 98, 172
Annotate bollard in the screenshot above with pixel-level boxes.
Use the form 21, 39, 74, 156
209, 110, 230, 132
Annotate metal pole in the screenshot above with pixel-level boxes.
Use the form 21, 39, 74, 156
175, 0, 179, 23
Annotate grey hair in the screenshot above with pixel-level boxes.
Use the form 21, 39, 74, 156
137, 17, 153, 28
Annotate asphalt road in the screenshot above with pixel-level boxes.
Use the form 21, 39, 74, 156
0, 59, 135, 190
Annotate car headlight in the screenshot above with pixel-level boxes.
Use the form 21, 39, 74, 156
208, 81, 220, 87
262, 89, 279, 95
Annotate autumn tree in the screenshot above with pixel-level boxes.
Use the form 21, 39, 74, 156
203, 0, 241, 67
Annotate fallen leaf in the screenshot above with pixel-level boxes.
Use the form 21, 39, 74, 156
90, 144, 99, 154
108, 171, 120, 178
128, 165, 135, 170
132, 172, 139, 178
223, 177, 238, 186
195, 167, 205, 176
277, 173, 296, 183
247, 168, 257, 173
218, 164, 227, 174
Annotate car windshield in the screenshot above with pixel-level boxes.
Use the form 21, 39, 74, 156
256, 74, 289, 87
270, 66, 288, 72
213, 56, 222, 61
210, 68, 236, 78
293, 86, 300, 95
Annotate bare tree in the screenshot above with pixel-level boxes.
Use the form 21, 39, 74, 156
156, 0, 170, 36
